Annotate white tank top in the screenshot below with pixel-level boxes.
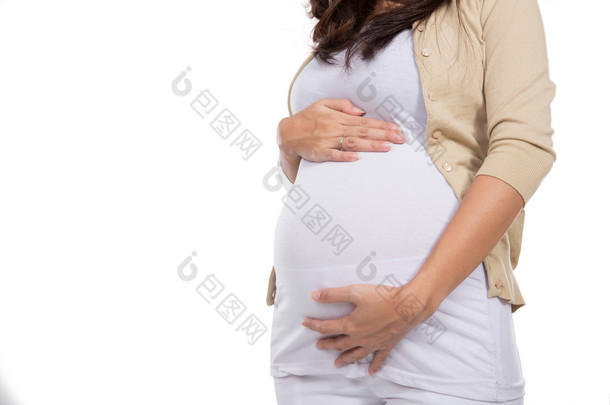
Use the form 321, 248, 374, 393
275, 27, 459, 274
270, 28, 525, 401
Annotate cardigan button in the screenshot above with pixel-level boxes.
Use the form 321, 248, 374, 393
432, 130, 442, 139
421, 48, 431, 57
442, 162, 452, 171
494, 279, 503, 289
428, 92, 437, 101
417, 25, 425, 32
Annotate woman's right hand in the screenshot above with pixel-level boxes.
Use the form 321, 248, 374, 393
278, 97, 406, 163
276, 98, 407, 184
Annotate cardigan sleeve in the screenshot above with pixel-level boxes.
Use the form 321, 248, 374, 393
474, 0, 557, 207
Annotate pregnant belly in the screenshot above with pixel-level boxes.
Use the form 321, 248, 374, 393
273, 142, 460, 272
270, 256, 431, 369
270, 143, 489, 378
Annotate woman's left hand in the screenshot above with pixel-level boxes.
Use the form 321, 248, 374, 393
301, 282, 438, 375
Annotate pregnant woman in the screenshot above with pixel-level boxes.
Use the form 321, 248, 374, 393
267, 0, 556, 404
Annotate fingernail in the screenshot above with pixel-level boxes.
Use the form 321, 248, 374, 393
310, 290, 321, 300
353, 107, 365, 114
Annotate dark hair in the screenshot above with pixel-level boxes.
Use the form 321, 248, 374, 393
306, 0, 469, 74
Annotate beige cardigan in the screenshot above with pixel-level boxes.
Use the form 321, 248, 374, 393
266, 0, 556, 313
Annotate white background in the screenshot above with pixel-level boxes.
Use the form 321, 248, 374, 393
0, 0, 608, 404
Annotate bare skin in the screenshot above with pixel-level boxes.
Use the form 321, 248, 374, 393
372, 0, 401, 15
277, 97, 406, 184
301, 174, 524, 375
280, 0, 525, 375
278, 93, 525, 376
278, 0, 407, 183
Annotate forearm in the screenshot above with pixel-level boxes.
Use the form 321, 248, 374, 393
407, 174, 524, 313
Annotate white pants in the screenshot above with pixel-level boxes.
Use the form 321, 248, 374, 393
274, 373, 525, 405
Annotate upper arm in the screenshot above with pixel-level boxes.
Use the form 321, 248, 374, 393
474, 0, 557, 207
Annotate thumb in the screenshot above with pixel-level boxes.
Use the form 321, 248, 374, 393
321, 97, 366, 116
311, 285, 357, 304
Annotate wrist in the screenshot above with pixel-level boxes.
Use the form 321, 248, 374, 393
280, 147, 300, 162
395, 275, 442, 321
277, 117, 299, 160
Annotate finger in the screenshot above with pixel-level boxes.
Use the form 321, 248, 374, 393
310, 285, 358, 304
368, 349, 391, 375
320, 97, 367, 116
321, 133, 403, 162
338, 112, 406, 140
302, 317, 347, 335
334, 346, 373, 367
316, 334, 357, 352
347, 123, 408, 145
332, 134, 400, 154
340, 120, 408, 145
321, 98, 406, 144
324, 147, 360, 163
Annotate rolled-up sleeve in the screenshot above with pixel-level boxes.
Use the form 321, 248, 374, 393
474, 0, 557, 207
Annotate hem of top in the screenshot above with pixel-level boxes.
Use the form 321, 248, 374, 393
270, 360, 525, 403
